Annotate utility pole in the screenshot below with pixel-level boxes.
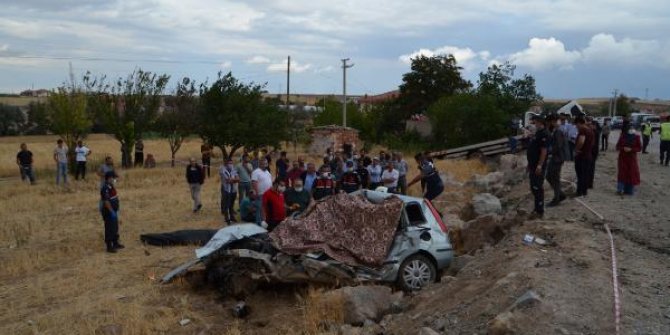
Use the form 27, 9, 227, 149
286, 56, 290, 109
612, 89, 618, 117
341, 58, 354, 127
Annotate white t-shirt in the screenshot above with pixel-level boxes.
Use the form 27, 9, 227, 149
382, 169, 399, 188
251, 168, 273, 196
75, 146, 90, 162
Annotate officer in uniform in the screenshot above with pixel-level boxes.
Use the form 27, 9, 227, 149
101, 171, 124, 253
641, 120, 652, 154
340, 160, 362, 193
526, 114, 550, 218
660, 117, 670, 166
407, 153, 444, 201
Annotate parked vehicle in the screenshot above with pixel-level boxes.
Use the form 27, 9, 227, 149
642, 115, 661, 132
630, 113, 655, 129
163, 190, 454, 293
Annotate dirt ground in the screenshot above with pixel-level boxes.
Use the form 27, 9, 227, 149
1, 132, 668, 334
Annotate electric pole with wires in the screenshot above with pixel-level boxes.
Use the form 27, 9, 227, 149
341, 58, 354, 127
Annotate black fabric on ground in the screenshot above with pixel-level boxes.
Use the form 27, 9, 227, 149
140, 229, 218, 246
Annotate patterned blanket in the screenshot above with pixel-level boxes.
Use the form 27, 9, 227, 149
269, 193, 403, 267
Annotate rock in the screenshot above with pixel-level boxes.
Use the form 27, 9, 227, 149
432, 317, 447, 331
511, 290, 542, 310
445, 254, 474, 275
96, 324, 123, 335
419, 327, 441, 335
460, 214, 504, 253
178, 319, 191, 326
441, 172, 464, 189
499, 154, 527, 185
488, 311, 515, 335
339, 323, 383, 335
324, 285, 404, 326
466, 172, 505, 195
472, 193, 502, 216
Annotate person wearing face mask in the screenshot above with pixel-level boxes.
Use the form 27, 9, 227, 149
284, 179, 311, 216
367, 158, 383, 190
340, 160, 361, 193
381, 161, 399, 194
312, 166, 336, 200
251, 159, 273, 224
100, 171, 123, 253
301, 162, 318, 192
186, 157, 205, 213
220, 157, 240, 223
262, 179, 287, 231
615, 123, 641, 195
574, 117, 595, 197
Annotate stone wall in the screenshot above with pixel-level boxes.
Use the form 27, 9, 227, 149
309, 126, 361, 154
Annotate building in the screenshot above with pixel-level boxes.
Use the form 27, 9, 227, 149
309, 125, 360, 154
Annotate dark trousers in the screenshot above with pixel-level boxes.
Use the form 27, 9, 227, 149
221, 190, 237, 221
529, 167, 545, 214
103, 214, 119, 243
574, 158, 592, 196
75, 161, 87, 180
134, 152, 144, 167
425, 181, 444, 201
19, 165, 35, 183
202, 157, 211, 177
397, 175, 407, 195
587, 155, 597, 189
661, 141, 670, 165
642, 135, 651, 153
601, 134, 609, 151
546, 162, 564, 201
568, 141, 576, 161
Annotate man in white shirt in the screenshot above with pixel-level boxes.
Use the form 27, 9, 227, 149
381, 161, 399, 193
219, 157, 240, 223
251, 159, 273, 224
53, 139, 69, 185
367, 158, 382, 190
74, 140, 92, 181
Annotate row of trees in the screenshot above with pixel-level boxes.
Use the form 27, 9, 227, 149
15, 70, 288, 168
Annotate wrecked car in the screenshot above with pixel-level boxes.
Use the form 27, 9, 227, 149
163, 190, 454, 295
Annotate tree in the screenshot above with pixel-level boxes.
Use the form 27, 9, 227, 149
84, 69, 170, 168
313, 98, 361, 128
156, 77, 198, 167
427, 93, 508, 148
398, 54, 472, 116
615, 94, 632, 117
477, 62, 542, 117
25, 101, 49, 135
198, 72, 287, 159
0, 103, 25, 136
46, 87, 92, 164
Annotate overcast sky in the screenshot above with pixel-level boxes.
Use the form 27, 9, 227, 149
1, 0, 669, 99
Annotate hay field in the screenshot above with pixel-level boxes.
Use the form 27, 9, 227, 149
0, 135, 486, 334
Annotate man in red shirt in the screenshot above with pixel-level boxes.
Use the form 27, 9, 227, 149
574, 116, 595, 197
262, 179, 287, 232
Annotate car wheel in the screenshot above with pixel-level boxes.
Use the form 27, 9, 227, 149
397, 254, 437, 291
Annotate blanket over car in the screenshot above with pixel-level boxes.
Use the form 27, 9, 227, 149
269, 192, 403, 267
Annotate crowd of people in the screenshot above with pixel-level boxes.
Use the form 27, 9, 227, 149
525, 113, 670, 219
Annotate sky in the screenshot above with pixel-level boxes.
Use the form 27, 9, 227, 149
0, 0, 669, 99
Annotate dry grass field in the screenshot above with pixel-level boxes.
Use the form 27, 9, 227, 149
0, 135, 486, 334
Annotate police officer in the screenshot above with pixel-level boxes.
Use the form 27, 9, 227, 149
660, 117, 670, 166
641, 119, 652, 154
526, 114, 549, 218
407, 153, 444, 201
100, 171, 124, 253
340, 160, 361, 193
312, 165, 336, 200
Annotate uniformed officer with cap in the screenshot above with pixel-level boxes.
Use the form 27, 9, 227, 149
527, 113, 550, 218
100, 171, 124, 253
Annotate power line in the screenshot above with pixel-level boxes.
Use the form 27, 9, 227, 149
0, 54, 225, 65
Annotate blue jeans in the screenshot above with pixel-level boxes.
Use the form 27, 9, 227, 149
20, 165, 35, 183
56, 162, 68, 185
617, 182, 635, 195
238, 182, 252, 206
254, 198, 263, 224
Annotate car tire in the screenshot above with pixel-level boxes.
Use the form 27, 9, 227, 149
397, 254, 437, 291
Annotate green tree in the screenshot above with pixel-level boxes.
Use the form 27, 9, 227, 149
0, 103, 25, 136
427, 93, 507, 148
26, 101, 49, 135
156, 77, 198, 167
47, 87, 92, 166
477, 62, 542, 117
398, 54, 472, 116
615, 94, 632, 117
84, 69, 170, 168
198, 72, 287, 159
313, 98, 361, 128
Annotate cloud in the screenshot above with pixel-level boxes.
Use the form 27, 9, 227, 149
399, 46, 491, 71
314, 65, 334, 73
220, 61, 232, 68
582, 33, 662, 66
507, 37, 581, 70
246, 56, 271, 64
267, 59, 312, 73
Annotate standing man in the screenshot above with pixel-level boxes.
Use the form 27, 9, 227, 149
641, 119, 652, 154
301, 163, 318, 193
251, 159, 273, 224
53, 139, 69, 185
16, 143, 35, 184
287, 161, 304, 187
546, 114, 567, 207
393, 153, 409, 195
312, 166, 336, 200
236, 154, 254, 206
381, 161, 400, 193
100, 171, 123, 253
261, 179, 286, 232
601, 119, 611, 151
660, 116, 670, 166
340, 161, 361, 193
355, 158, 370, 190
74, 140, 92, 181
134, 139, 144, 167
525, 115, 550, 217
276, 151, 289, 183
284, 178, 311, 215
587, 117, 601, 189
186, 158, 205, 213
367, 158, 383, 190
574, 117, 595, 197
201, 142, 212, 178
407, 153, 444, 201
97, 156, 117, 188
220, 158, 239, 223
